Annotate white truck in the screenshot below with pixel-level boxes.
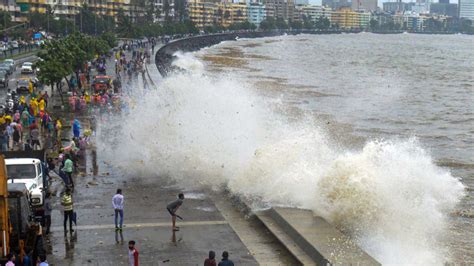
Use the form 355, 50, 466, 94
6, 158, 45, 207
2, 150, 48, 219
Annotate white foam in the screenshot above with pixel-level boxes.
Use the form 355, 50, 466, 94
97, 53, 465, 264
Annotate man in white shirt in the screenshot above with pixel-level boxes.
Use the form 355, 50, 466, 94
112, 188, 124, 231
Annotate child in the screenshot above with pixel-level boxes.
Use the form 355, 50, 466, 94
128, 240, 139, 266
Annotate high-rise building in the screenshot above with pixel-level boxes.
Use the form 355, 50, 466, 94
439, 0, 449, 3
322, 0, 350, 10
247, 1, 266, 26
264, 0, 294, 21
459, 0, 474, 19
351, 0, 377, 12
295, 4, 331, 22
383, 2, 409, 14
295, 0, 309, 5
430, 2, 458, 16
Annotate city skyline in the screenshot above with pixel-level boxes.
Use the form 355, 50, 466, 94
309, 0, 459, 7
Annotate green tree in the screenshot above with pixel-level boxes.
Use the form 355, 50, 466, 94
275, 17, 288, 29
369, 18, 378, 31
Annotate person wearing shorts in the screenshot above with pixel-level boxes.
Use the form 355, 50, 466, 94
166, 193, 184, 231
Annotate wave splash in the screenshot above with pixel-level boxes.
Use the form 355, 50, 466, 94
97, 53, 465, 264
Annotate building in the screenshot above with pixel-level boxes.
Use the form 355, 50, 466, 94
295, 4, 331, 22
188, 0, 218, 28
383, 2, 410, 14
411, 2, 431, 14
331, 7, 358, 28
295, 0, 308, 4
11, 0, 139, 22
459, 0, 474, 20
265, 0, 295, 21
247, 1, 266, 26
430, 3, 458, 17
351, 0, 377, 12
322, 0, 350, 10
154, 0, 176, 22
216, 1, 247, 27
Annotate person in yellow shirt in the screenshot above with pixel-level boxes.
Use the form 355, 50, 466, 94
30, 98, 38, 117
19, 96, 26, 106
28, 81, 33, 95
39, 99, 45, 112
84, 92, 91, 104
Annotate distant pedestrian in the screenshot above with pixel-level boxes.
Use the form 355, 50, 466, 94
112, 189, 124, 231
204, 250, 217, 266
61, 188, 74, 234
5, 253, 15, 266
38, 254, 49, 266
218, 251, 234, 266
44, 192, 52, 235
166, 193, 184, 231
23, 248, 32, 266
30, 125, 40, 150
62, 154, 74, 188
128, 240, 139, 266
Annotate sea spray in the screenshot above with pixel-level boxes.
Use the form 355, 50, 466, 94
97, 53, 465, 264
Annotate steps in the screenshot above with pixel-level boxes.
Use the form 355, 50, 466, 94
255, 207, 380, 266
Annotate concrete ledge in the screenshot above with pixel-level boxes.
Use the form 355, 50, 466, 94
269, 207, 380, 265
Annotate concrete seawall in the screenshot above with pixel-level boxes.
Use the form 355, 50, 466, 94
154, 30, 344, 76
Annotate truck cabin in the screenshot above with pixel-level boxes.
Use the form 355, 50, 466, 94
7, 183, 33, 250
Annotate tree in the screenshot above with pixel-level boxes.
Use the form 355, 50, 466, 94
302, 15, 314, 30
369, 18, 378, 31
260, 17, 276, 31
275, 17, 288, 29
290, 20, 303, 30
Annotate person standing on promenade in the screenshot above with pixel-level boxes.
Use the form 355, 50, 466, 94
112, 189, 124, 231
218, 251, 234, 266
62, 154, 74, 188
128, 240, 139, 266
61, 188, 74, 234
204, 250, 217, 266
44, 192, 53, 235
166, 193, 184, 231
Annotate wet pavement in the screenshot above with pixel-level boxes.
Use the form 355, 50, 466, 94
43, 45, 259, 266
46, 161, 258, 265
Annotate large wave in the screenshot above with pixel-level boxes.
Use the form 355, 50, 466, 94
97, 53, 465, 264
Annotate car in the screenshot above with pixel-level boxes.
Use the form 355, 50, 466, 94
92, 75, 112, 94
3, 59, 15, 72
21, 62, 34, 74
16, 78, 30, 94
0, 71, 9, 87
0, 64, 11, 75
10, 41, 19, 49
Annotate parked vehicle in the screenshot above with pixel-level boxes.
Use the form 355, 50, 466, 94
16, 78, 30, 94
0, 71, 9, 88
10, 41, 19, 49
21, 62, 34, 74
4, 150, 48, 219
92, 75, 112, 94
0, 155, 45, 264
0, 64, 12, 76
3, 59, 16, 72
